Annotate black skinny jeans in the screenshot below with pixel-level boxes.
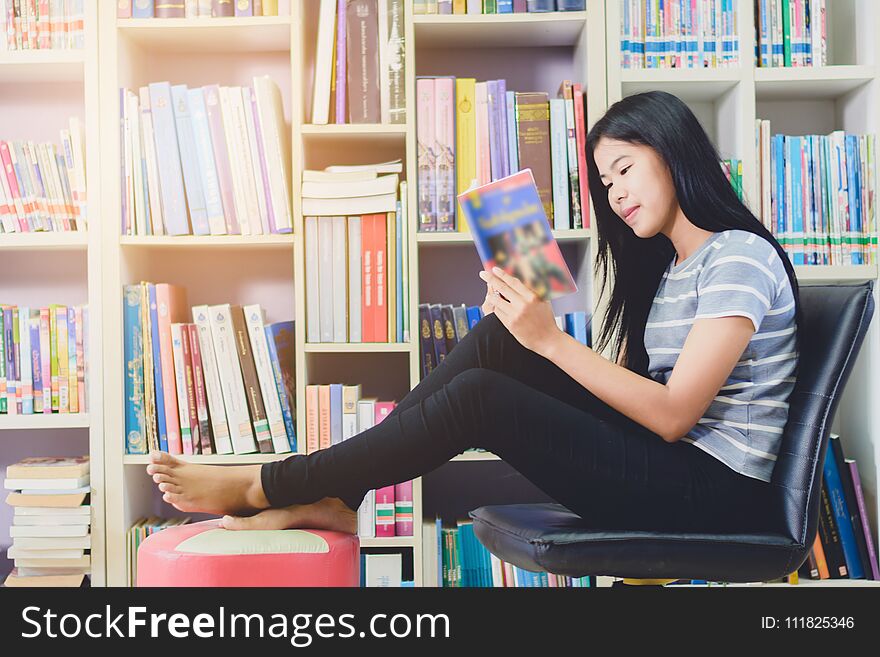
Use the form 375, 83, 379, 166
261, 312, 778, 533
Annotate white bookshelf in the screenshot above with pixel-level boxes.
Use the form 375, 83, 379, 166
0, 0, 105, 586
606, 0, 880, 588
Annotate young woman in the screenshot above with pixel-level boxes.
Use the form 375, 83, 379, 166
147, 90, 800, 535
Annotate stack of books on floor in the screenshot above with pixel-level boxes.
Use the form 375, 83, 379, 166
0, 0, 85, 50
422, 518, 593, 587
416, 77, 589, 232
310, 0, 406, 125
303, 160, 409, 344
3, 456, 91, 588
620, 0, 739, 69
755, 0, 827, 68
414, 0, 585, 15
126, 517, 190, 586
1, 304, 89, 416
117, 0, 282, 19
360, 553, 414, 587
120, 77, 292, 237
756, 121, 877, 266
124, 283, 297, 456
0, 120, 88, 233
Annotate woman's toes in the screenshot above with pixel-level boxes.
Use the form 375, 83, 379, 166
150, 451, 179, 467
152, 473, 175, 485
146, 464, 172, 476
158, 482, 182, 494
220, 515, 257, 531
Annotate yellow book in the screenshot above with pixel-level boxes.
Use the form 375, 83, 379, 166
140, 283, 157, 452
455, 78, 476, 234
453, 0, 466, 12
387, 210, 396, 342
48, 306, 58, 411
262, 0, 278, 15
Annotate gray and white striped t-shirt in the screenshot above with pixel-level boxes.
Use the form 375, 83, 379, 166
644, 229, 798, 483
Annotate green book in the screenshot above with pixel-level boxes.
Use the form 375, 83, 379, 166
782, 0, 792, 67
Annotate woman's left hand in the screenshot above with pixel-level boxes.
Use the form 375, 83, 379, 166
478, 266, 561, 358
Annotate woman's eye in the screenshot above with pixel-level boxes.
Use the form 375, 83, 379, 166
621, 166, 630, 175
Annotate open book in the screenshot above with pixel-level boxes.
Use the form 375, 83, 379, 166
457, 169, 578, 301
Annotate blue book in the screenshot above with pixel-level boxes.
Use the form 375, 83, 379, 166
28, 312, 41, 413
436, 517, 443, 588
123, 286, 146, 454
457, 169, 578, 301
330, 383, 343, 445
171, 84, 210, 235
526, 0, 553, 11
148, 82, 189, 235
466, 305, 481, 330
132, 0, 154, 18
148, 283, 169, 453
823, 444, 865, 579
845, 135, 863, 264
556, 0, 584, 8
497, 0, 512, 12
265, 321, 297, 453
67, 306, 77, 412
496, 79, 509, 179
773, 135, 786, 258
187, 87, 226, 235
505, 91, 519, 173
572, 310, 588, 346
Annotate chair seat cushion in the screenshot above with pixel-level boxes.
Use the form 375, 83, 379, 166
469, 503, 802, 583
136, 519, 360, 587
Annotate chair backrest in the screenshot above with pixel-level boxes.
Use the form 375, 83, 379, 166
771, 282, 874, 552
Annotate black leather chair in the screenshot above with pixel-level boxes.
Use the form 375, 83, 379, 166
469, 283, 875, 584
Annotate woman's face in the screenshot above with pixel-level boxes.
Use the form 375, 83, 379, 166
593, 137, 679, 239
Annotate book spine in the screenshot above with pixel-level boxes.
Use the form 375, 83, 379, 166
486, 80, 501, 181
55, 305, 68, 413
192, 307, 231, 454
393, 480, 413, 536
572, 83, 589, 228
378, 0, 390, 123
374, 214, 387, 342
186, 323, 213, 455
375, 485, 395, 537
253, 76, 292, 233
831, 438, 873, 580
561, 85, 581, 230
454, 79, 476, 225
817, 481, 848, 578
849, 461, 880, 580
387, 0, 406, 124
434, 77, 455, 232
317, 384, 330, 450
249, 87, 277, 234
475, 82, 491, 186
148, 284, 169, 452
318, 216, 334, 341
38, 308, 49, 413
219, 86, 250, 234
229, 87, 262, 234
203, 84, 239, 234
242, 86, 270, 234
335, 0, 347, 124
231, 305, 273, 453
234, 0, 252, 16
244, 305, 290, 453
357, 488, 375, 538
156, 284, 185, 454
182, 324, 202, 453
306, 384, 319, 454
265, 322, 297, 453
428, 304, 447, 366
155, 0, 185, 17
515, 92, 553, 221
548, 98, 569, 231
139, 285, 157, 451
133, 0, 154, 18
187, 87, 226, 235
66, 306, 77, 414
416, 77, 436, 231
823, 443, 865, 578
348, 216, 363, 342
170, 323, 194, 455
28, 312, 41, 414
496, 79, 509, 179
171, 84, 210, 235
212, 0, 233, 16
18, 306, 32, 414
148, 82, 189, 235
346, 0, 381, 123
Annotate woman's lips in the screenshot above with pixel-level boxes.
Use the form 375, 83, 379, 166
623, 207, 640, 224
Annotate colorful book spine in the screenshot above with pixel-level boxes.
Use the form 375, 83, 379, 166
170, 323, 194, 455
28, 312, 41, 414
55, 305, 68, 413
66, 306, 77, 414
18, 307, 32, 415
132, 0, 155, 19
393, 480, 413, 536
375, 485, 395, 537
231, 305, 273, 453
244, 304, 290, 454
455, 78, 477, 229
823, 441, 864, 578
265, 321, 297, 453
186, 324, 213, 455
39, 308, 50, 413
192, 306, 232, 454
156, 284, 187, 454
148, 284, 169, 452
417, 77, 437, 231
434, 77, 455, 232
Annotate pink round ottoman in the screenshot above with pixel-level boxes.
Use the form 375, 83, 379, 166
136, 519, 360, 587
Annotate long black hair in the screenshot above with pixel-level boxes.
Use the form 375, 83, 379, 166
585, 90, 801, 375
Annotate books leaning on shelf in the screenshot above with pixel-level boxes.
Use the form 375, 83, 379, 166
0, 304, 89, 416
755, 0, 827, 68
0, 120, 87, 234
417, 77, 589, 232
413, 0, 584, 15
120, 77, 292, 237
756, 120, 877, 266
123, 283, 297, 456
422, 518, 593, 587
0, 0, 84, 51
620, 0, 738, 69
303, 165, 409, 344
311, 0, 406, 125
116, 0, 280, 19
126, 516, 190, 586
3, 456, 91, 588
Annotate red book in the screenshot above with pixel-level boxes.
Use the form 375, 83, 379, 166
375, 485, 395, 537
373, 213, 387, 343
117, 1, 132, 18
155, 284, 189, 455
306, 384, 319, 454
572, 83, 590, 229
361, 214, 374, 342
318, 384, 331, 450
187, 324, 213, 455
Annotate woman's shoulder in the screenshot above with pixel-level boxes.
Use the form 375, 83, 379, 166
712, 230, 785, 268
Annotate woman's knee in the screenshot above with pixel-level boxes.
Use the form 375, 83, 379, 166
445, 368, 512, 448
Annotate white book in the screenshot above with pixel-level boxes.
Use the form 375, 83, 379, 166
365, 553, 402, 587
8, 547, 84, 560
198, 0, 212, 17
123, 88, 133, 235
208, 304, 258, 454
302, 193, 398, 217
311, 0, 337, 124
347, 216, 363, 342
139, 87, 166, 236
302, 174, 399, 199
342, 413, 358, 441
18, 484, 90, 495
241, 87, 270, 234
187, 87, 226, 236
15, 555, 91, 569
229, 87, 263, 235
302, 169, 377, 183
18, 306, 32, 414
357, 398, 376, 433
15, 505, 91, 517
128, 91, 147, 236
219, 86, 250, 235
318, 217, 334, 342
549, 98, 569, 230
13, 535, 91, 549
10, 525, 89, 538
170, 323, 194, 455
331, 215, 349, 342
253, 75, 293, 233
422, 521, 439, 587
357, 489, 376, 539
305, 216, 321, 343
324, 159, 403, 174
378, 0, 390, 124
15, 566, 90, 578
466, 0, 480, 13
243, 304, 290, 454
14, 515, 90, 526
192, 305, 233, 454
490, 553, 504, 587
5, 476, 89, 491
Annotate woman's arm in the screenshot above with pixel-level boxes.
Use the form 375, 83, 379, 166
542, 316, 756, 442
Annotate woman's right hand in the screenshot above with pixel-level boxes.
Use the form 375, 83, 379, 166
481, 282, 496, 316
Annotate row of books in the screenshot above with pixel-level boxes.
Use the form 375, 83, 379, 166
0, 304, 89, 416
416, 77, 590, 233
423, 519, 594, 587
418, 302, 590, 379
0, 0, 84, 51
123, 283, 298, 456
359, 553, 414, 587
304, 192, 410, 344
311, 0, 406, 125
756, 0, 827, 68
356, 481, 414, 538
3, 456, 91, 588
116, 0, 281, 18
756, 123, 877, 266
126, 517, 190, 587
120, 78, 292, 237
620, 0, 739, 69
797, 434, 879, 581
414, 0, 585, 13
0, 120, 88, 233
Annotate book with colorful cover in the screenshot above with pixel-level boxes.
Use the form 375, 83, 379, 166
457, 169, 577, 301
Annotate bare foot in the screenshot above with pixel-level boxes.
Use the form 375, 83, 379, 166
220, 497, 358, 535
146, 451, 269, 515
